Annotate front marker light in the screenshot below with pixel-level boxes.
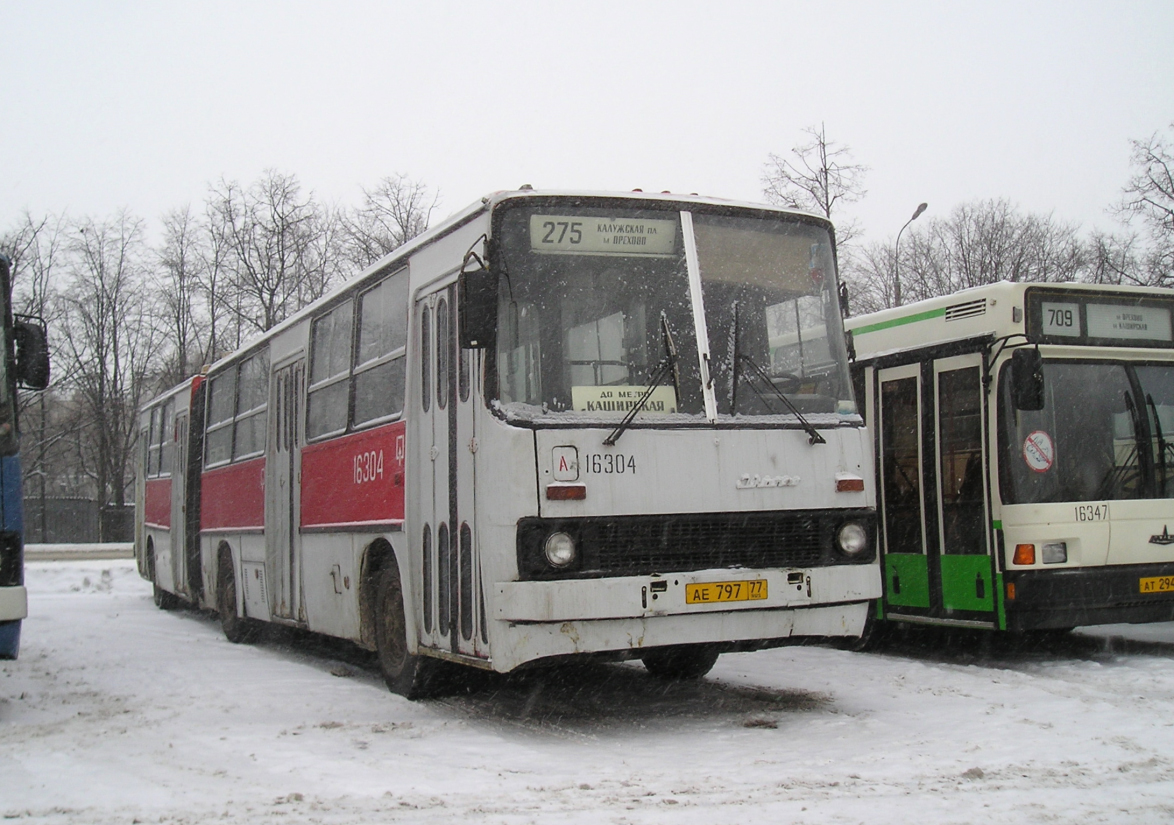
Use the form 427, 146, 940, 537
836, 522, 869, 556
544, 532, 577, 568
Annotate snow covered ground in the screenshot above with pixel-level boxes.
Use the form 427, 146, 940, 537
3, 559, 1174, 824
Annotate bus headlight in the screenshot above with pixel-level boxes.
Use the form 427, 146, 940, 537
836, 522, 869, 557
544, 532, 577, 568
1041, 542, 1067, 564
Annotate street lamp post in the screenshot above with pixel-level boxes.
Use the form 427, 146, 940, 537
893, 202, 927, 307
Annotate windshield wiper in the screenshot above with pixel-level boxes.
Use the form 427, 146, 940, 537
728, 301, 825, 445
1148, 393, 1169, 493
603, 314, 678, 446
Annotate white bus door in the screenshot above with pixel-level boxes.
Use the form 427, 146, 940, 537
170, 411, 189, 596
414, 287, 481, 658
268, 360, 306, 622
932, 355, 995, 620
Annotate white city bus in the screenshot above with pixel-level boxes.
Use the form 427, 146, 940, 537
137, 189, 878, 697
846, 281, 1174, 632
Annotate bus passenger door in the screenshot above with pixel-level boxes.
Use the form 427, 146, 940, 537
268, 359, 306, 622
932, 355, 995, 619
877, 364, 931, 614
170, 411, 189, 596
414, 287, 481, 658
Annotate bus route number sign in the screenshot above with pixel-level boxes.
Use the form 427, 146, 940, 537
529, 215, 677, 257
686, 580, 768, 604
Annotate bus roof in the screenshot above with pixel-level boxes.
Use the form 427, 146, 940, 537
846, 280, 1174, 362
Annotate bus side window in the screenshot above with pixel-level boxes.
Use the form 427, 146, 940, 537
354, 270, 408, 427
205, 371, 236, 466
307, 300, 354, 439
233, 350, 269, 459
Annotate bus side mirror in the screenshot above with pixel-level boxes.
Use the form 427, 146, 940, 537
1010, 347, 1043, 411
458, 252, 497, 350
13, 317, 50, 390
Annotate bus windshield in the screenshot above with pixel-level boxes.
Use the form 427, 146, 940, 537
491, 202, 854, 423
0, 290, 15, 454
998, 360, 1174, 503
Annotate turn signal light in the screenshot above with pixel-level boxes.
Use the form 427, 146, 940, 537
1013, 544, 1036, 565
546, 483, 586, 501
835, 475, 865, 493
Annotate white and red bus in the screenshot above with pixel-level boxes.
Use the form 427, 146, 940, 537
137, 190, 879, 697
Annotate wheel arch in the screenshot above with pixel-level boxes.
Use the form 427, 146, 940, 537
359, 536, 417, 652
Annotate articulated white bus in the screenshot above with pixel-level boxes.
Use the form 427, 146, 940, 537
137, 189, 878, 697
847, 282, 1174, 632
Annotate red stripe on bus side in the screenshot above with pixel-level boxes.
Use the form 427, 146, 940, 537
300, 421, 406, 529
144, 478, 172, 529
201, 457, 265, 530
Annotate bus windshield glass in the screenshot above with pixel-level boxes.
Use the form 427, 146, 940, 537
491, 202, 854, 423
998, 360, 1174, 503
0, 290, 15, 454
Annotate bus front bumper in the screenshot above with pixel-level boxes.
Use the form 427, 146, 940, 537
1004, 562, 1174, 630
488, 565, 878, 672
0, 585, 28, 622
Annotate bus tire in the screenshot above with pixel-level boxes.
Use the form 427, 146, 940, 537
641, 645, 720, 680
147, 542, 181, 610
153, 584, 182, 611
374, 566, 438, 699
217, 557, 258, 644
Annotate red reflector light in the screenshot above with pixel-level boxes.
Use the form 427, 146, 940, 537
836, 477, 865, 493
546, 484, 586, 501
1013, 544, 1036, 565
1006, 582, 1016, 601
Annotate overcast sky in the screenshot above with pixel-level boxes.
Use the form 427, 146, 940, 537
3, 1, 1172, 248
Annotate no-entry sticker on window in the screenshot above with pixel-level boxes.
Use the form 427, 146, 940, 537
1023, 430, 1055, 473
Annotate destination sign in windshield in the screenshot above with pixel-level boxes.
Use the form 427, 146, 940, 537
1029, 290, 1174, 347
529, 215, 677, 257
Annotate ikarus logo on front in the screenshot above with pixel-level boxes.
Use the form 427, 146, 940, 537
1150, 526, 1174, 546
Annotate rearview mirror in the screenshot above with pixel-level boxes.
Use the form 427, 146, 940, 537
458, 250, 497, 350
1010, 347, 1043, 411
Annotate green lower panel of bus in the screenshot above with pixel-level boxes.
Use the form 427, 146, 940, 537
883, 554, 930, 608
940, 554, 995, 614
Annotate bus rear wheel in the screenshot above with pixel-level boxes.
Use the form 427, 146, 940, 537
641, 645, 720, 680
374, 566, 438, 699
217, 558, 258, 644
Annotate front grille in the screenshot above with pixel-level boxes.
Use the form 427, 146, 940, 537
516, 511, 873, 580
592, 515, 822, 574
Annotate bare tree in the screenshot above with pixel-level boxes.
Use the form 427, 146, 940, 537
57, 211, 159, 530
207, 171, 345, 341
847, 199, 1087, 313
762, 124, 869, 245
1102, 124, 1174, 287
341, 174, 438, 269
1086, 229, 1172, 289
155, 205, 208, 388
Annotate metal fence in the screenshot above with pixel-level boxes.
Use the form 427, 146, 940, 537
22, 498, 134, 543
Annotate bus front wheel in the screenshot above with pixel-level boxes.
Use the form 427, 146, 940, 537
374, 566, 438, 699
641, 645, 720, 680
